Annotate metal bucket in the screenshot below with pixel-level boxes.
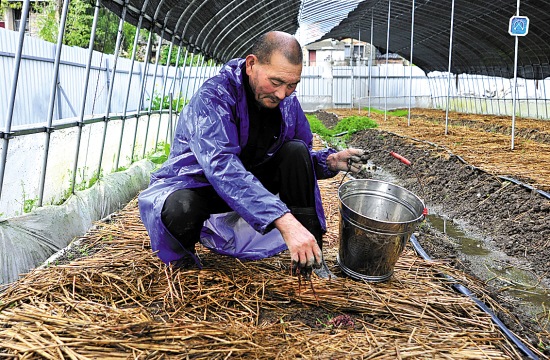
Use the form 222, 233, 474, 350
337, 179, 425, 282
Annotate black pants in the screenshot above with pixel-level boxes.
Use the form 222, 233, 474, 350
161, 141, 317, 251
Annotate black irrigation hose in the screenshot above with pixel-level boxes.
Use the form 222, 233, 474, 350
365, 129, 546, 359
409, 234, 540, 360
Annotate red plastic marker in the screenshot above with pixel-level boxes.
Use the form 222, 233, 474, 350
423, 208, 428, 215
390, 151, 411, 166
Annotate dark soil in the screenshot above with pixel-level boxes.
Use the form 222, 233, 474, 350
344, 128, 550, 355
305, 110, 340, 129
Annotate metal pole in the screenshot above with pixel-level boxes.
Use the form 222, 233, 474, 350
181, 52, 196, 109
0, 0, 31, 202
168, 46, 182, 99
153, 40, 174, 151
142, 29, 165, 157
408, 0, 415, 126
70, 0, 100, 194
96, 6, 128, 179
368, 10, 373, 116
167, 93, 173, 143
174, 49, 190, 112
511, 0, 520, 150
445, 0, 455, 135
115, 0, 150, 171
37, 0, 71, 206
358, 29, 361, 114
384, 0, 391, 121
189, 56, 205, 101
131, 29, 154, 162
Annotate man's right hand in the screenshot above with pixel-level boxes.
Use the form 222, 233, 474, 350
274, 213, 322, 271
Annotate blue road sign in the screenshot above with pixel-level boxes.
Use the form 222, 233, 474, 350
509, 16, 529, 36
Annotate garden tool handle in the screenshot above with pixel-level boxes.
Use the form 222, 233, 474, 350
390, 151, 411, 166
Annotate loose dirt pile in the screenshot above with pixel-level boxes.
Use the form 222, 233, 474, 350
0, 138, 539, 359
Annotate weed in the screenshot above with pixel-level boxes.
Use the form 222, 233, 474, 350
80, 247, 89, 257
377, 134, 385, 140
67, 253, 73, 260
15, 181, 39, 214
362, 107, 409, 117
149, 142, 172, 173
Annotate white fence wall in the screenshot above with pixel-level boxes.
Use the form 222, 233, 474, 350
1, 28, 219, 129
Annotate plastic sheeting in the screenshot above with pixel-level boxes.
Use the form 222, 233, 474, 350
0, 159, 154, 286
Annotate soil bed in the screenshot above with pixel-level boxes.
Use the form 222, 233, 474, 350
321, 108, 550, 356
0, 136, 539, 359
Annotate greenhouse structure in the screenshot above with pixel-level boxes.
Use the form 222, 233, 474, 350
1, 0, 550, 358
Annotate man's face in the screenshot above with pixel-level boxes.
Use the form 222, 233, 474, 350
245, 51, 302, 109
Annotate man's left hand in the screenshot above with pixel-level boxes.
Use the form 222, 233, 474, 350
327, 148, 364, 173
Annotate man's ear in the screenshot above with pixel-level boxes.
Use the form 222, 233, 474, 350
245, 54, 256, 76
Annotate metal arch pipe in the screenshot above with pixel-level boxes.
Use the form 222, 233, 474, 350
231, 20, 296, 60
181, 51, 196, 108
115, 0, 151, 171
368, 9, 373, 117
132, 29, 154, 162
445, 0, 456, 135
172, 0, 204, 46
174, 49, 190, 112
96, 4, 129, 181
187, 56, 205, 103
143, 28, 166, 158
196, 0, 245, 52
384, 0, 391, 122
408, 0, 416, 127
154, 41, 174, 151
168, 46, 182, 97
70, 0, 101, 195
0, 0, 31, 203
223, 6, 297, 60
225, 7, 297, 60
210, 0, 280, 59
37, 0, 71, 206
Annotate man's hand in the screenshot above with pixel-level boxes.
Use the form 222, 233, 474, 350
274, 213, 322, 270
327, 148, 365, 173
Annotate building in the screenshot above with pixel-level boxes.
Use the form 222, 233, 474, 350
1, 0, 46, 37
303, 38, 376, 67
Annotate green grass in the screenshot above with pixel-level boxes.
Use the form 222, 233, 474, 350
306, 114, 378, 142
362, 107, 409, 117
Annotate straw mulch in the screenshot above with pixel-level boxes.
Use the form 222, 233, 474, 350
0, 139, 540, 359
330, 108, 550, 191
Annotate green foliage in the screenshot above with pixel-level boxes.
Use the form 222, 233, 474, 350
362, 107, 409, 117
149, 142, 171, 172
160, 48, 205, 67
36, 0, 136, 57
146, 91, 188, 112
306, 114, 378, 142
15, 181, 39, 214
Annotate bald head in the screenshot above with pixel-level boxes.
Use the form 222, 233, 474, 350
250, 31, 303, 66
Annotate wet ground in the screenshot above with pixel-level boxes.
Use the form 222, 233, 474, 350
314, 109, 550, 355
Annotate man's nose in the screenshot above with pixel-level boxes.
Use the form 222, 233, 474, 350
274, 87, 286, 100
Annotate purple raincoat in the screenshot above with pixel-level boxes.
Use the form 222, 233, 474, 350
138, 58, 338, 265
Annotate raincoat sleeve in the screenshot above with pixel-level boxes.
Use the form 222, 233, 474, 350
183, 84, 290, 234
291, 99, 339, 180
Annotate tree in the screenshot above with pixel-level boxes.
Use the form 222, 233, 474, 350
36, 0, 136, 57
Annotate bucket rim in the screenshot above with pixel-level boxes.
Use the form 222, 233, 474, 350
338, 178, 425, 226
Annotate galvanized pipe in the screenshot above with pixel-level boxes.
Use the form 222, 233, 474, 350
115, 0, 150, 171
368, 10, 373, 116
143, 28, 165, 157
511, 0, 520, 150
384, 0, 391, 121
96, 5, 128, 180
154, 41, 174, 150
358, 29, 361, 114
168, 46, 182, 99
444, 0, 455, 135
131, 29, 154, 163
408, 0, 416, 126
0, 0, 31, 202
70, 0, 101, 194
37, 0, 71, 206
189, 56, 205, 102
181, 52, 196, 108
174, 49, 190, 112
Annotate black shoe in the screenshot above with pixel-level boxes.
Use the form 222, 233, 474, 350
171, 246, 202, 269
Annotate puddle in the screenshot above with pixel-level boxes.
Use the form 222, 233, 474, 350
426, 213, 550, 316
360, 164, 550, 322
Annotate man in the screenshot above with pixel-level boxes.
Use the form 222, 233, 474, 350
138, 31, 363, 277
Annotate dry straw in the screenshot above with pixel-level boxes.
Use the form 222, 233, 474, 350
0, 138, 543, 359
